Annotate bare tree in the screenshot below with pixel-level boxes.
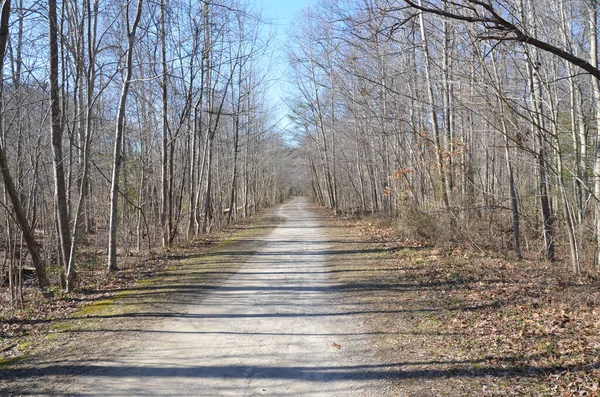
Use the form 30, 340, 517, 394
107, 0, 144, 272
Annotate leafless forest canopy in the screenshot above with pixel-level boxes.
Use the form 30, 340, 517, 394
289, 0, 600, 274
2, 0, 600, 301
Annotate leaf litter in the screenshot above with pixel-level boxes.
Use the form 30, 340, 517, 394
322, 211, 600, 396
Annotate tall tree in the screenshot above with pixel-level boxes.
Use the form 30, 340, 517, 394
107, 0, 144, 272
49, 0, 75, 289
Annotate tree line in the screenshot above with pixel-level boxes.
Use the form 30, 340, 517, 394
0, 0, 293, 305
288, 0, 600, 272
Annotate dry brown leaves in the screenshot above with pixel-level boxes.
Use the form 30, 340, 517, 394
331, 213, 600, 395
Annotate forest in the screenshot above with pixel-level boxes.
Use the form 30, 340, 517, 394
1, 0, 600, 313
290, 0, 600, 274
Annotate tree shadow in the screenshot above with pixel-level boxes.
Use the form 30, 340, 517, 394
2, 359, 591, 384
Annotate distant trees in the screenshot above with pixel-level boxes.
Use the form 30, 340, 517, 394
0, 0, 291, 299
288, 0, 600, 272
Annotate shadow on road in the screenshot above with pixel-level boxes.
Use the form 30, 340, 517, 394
1, 359, 578, 383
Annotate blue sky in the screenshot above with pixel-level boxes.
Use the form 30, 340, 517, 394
256, 0, 308, 27
254, 0, 310, 136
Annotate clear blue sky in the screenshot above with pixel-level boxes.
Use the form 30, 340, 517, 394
254, 0, 309, 138
256, 0, 307, 27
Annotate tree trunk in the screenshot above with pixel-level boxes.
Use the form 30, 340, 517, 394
160, 0, 170, 248
107, 0, 143, 272
417, 4, 450, 209
589, 0, 600, 267
49, 0, 74, 290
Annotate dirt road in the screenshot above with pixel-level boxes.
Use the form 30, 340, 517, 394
7, 198, 393, 396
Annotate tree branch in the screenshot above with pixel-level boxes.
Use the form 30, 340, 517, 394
401, 0, 600, 80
